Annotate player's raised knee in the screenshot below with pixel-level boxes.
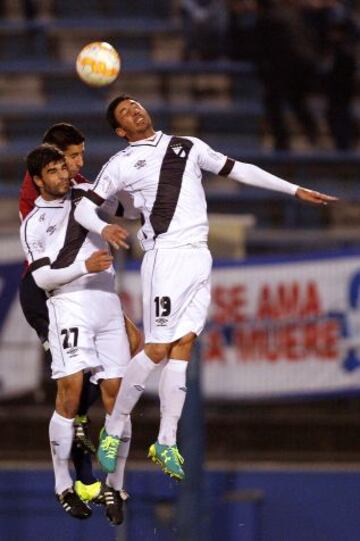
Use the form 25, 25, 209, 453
145, 343, 169, 363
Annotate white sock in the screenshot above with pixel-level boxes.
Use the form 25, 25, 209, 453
49, 411, 74, 494
106, 350, 157, 438
158, 359, 188, 446
106, 416, 132, 491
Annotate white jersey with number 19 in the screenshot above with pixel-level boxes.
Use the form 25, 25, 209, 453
76, 131, 298, 342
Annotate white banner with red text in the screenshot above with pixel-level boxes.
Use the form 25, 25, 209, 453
121, 251, 360, 399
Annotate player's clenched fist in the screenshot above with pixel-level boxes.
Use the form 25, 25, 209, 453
101, 224, 129, 250
85, 250, 113, 272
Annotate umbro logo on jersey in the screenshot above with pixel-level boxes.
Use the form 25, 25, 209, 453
134, 159, 147, 169
39, 213, 46, 222
170, 144, 187, 158
46, 225, 57, 235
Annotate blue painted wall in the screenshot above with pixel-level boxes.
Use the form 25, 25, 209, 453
1, 467, 360, 541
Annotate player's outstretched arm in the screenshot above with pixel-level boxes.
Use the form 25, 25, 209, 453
225, 161, 338, 204
295, 187, 338, 205
195, 137, 338, 203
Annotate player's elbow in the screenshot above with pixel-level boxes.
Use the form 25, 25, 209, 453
32, 268, 54, 291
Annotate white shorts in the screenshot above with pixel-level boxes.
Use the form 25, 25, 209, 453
141, 245, 212, 343
47, 290, 130, 380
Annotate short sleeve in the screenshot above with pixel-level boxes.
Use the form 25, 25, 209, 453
20, 217, 46, 265
92, 156, 125, 200
189, 137, 228, 175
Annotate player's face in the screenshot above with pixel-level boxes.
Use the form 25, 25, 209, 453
114, 99, 155, 141
63, 143, 85, 177
34, 159, 70, 200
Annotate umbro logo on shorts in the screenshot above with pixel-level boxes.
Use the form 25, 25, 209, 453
155, 317, 168, 326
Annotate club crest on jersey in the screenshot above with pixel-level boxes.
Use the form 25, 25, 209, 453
39, 213, 46, 222
134, 159, 146, 169
170, 143, 187, 158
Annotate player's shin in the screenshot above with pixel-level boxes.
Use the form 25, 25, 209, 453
49, 411, 74, 494
72, 447, 97, 485
158, 359, 188, 446
77, 371, 100, 416
146, 360, 187, 480
105, 350, 157, 437
106, 416, 132, 491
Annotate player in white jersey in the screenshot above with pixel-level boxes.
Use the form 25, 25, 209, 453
74, 95, 338, 480
19, 122, 142, 507
20, 144, 132, 523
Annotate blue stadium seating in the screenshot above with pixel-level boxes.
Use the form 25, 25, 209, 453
0, 1, 358, 243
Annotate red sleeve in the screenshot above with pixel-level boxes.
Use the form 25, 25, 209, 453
19, 171, 40, 221
73, 173, 88, 184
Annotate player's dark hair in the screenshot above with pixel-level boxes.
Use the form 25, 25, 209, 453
42, 123, 85, 150
106, 94, 133, 130
26, 144, 65, 178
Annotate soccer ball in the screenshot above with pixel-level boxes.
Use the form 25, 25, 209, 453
76, 42, 121, 87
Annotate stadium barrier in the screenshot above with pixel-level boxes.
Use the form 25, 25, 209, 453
1, 466, 360, 541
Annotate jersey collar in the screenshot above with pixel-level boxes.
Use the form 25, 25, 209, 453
35, 193, 69, 208
129, 130, 163, 147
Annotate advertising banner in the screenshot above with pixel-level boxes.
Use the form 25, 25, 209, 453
3, 246, 360, 400
122, 251, 360, 399
0, 261, 41, 399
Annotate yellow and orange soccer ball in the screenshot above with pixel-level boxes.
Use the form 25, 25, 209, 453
76, 42, 121, 87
